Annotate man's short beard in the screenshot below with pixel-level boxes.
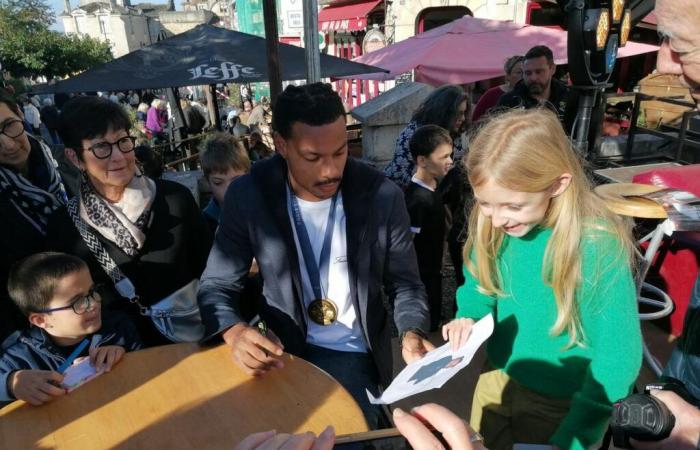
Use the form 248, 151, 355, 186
527, 82, 546, 96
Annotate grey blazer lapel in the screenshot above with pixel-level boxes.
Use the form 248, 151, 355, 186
251, 156, 306, 330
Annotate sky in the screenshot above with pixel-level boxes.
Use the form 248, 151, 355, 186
48, 0, 174, 32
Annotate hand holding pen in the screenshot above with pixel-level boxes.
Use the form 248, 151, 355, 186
222, 318, 285, 376
9, 338, 93, 406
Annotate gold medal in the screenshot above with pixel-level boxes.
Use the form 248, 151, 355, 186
308, 298, 338, 326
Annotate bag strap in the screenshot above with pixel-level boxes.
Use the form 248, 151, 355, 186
67, 198, 150, 314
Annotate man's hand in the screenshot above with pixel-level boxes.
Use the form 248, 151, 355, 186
401, 330, 435, 364
89, 345, 125, 372
223, 323, 285, 376
631, 390, 700, 450
234, 427, 335, 450
393, 403, 487, 450
9, 370, 66, 406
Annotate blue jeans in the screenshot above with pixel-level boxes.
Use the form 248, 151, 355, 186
304, 344, 389, 429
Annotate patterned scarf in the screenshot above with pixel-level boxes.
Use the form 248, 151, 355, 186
0, 136, 68, 235
79, 170, 156, 256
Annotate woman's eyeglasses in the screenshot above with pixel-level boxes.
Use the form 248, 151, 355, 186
38, 285, 103, 315
87, 136, 136, 160
0, 119, 26, 139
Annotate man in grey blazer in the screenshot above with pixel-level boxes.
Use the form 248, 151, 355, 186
197, 83, 432, 428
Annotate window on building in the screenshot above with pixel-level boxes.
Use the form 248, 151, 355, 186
527, 2, 564, 26
416, 6, 471, 34
99, 15, 112, 34
287, 11, 302, 28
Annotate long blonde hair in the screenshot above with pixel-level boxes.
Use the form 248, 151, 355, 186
462, 109, 634, 347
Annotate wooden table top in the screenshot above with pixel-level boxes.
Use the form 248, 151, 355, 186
0, 343, 368, 450
594, 183, 668, 219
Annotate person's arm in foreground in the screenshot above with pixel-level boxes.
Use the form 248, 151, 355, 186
233, 403, 487, 450
630, 390, 700, 450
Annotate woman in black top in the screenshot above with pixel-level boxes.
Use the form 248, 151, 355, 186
46, 96, 212, 346
0, 90, 69, 341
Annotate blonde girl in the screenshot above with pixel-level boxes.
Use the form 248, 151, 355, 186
443, 109, 642, 450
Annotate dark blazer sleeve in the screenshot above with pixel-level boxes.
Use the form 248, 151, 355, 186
382, 183, 430, 334
197, 178, 255, 340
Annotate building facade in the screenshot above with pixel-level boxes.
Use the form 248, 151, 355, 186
61, 0, 216, 58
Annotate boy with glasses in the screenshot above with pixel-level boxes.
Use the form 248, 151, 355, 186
0, 252, 141, 405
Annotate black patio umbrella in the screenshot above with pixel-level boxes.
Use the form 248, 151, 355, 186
32, 24, 387, 93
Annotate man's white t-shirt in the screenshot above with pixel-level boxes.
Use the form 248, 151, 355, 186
288, 190, 368, 353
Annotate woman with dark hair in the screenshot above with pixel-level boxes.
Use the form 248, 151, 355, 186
383, 85, 470, 189
46, 96, 212, 346
0, 90, 70, 341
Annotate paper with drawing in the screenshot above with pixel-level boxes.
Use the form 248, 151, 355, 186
367, 314, 494, 405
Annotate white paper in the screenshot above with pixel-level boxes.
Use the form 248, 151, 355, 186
367, 314, 494, 405
61, 358, 103, 392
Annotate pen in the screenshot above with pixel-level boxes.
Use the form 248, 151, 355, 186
257, 320, 268, 337
57, 338, 90, 373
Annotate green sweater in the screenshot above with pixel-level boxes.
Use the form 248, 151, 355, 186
457, 226, 642, 450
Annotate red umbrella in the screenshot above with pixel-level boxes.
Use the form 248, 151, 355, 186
351, 16, 658, 85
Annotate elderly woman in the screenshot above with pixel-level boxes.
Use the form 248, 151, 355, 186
383, 85, 470, 189
0, 90, 69, 341
471, 55, 524, 122
47, 96, 212, 346
145, 99, 168, 143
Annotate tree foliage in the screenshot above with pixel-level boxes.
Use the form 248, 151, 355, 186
0, 0, 112, 79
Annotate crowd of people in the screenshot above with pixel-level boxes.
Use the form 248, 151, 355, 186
0, 1, 699, 448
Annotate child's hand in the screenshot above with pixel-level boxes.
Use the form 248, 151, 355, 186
9, 370, 66, 406
89, 345, 125, 372
442, 318, 475, 352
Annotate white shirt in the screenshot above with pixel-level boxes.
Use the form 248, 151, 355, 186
23, 104, 41, 129
287, 190, 368, 353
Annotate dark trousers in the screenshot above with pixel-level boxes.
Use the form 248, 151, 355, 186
421, 271, 443, 332
304, 344, 389, 429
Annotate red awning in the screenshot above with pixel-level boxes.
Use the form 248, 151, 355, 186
318, 0, 383, 33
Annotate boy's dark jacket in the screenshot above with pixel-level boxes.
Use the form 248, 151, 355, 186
0, 313, 141, 401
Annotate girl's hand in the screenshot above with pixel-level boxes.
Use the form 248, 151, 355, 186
442, 318, 475, 352
89, 345, 126, 372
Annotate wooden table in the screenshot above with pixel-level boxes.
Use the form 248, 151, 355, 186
594, 162, 681, 184
0, 344, 368, 450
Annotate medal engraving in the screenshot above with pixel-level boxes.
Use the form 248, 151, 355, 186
308, 298, 338, 326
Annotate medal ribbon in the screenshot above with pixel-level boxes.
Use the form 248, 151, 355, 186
288, 187, 339, 302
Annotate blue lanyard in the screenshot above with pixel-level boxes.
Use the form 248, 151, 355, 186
288, 188, 339, 301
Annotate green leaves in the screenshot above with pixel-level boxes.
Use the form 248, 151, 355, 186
0, 0, 112, 79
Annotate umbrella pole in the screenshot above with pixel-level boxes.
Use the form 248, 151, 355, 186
209, 84, 222, 130
302, 0, 321, 83
166, 87, 189, 166
262, 0, 282, 105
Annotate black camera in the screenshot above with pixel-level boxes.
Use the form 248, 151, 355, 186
610, 377, 699, 448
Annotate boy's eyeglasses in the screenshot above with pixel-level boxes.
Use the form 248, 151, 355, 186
38, 285, 103, 315
0, 119, 26, 139
86, 136, 136, 160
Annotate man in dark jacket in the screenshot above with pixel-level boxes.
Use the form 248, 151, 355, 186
198, 83, 432, 429
496, 45, 570, 122
631, 2, 700, 448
